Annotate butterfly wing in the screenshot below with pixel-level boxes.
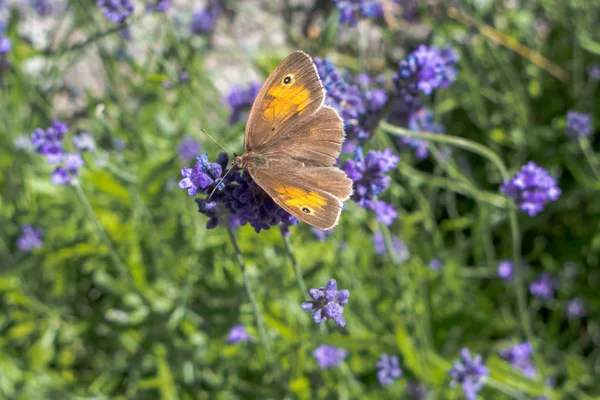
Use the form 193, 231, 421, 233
249, 166, 353, 230
245, 51, 325, 152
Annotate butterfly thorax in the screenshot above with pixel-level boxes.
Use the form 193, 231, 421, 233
232, 153, 268, 170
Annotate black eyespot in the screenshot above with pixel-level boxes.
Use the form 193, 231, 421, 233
271, 127, 275, 131
283, 76, 292, 84
302, 207, 311, 214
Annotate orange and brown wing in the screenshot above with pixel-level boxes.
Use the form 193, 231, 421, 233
245, 51, 325, 152
249, 166, 353, 230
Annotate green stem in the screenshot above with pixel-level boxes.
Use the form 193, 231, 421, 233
380, 121, 544, 378
280, 228, 308, 296
578, 137, 600, 180
73, 182, 129, 280
379, 223, 429, 379
225, 223, 272, 363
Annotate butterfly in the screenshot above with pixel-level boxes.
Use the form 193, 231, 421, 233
232, 51, 353, 230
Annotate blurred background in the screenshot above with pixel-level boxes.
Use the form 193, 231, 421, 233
1, 0, 599, 398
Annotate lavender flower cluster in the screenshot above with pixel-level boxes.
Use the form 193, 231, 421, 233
499, 342, 536, 378
190, 1, 222, 35
343, 148, 399, 225
97, 0, 134, 24
31, 121, 85, 185
392, 45, 458, 158
301, 279, 350, 327
500, 162, 561, 216
448, 348, 489, 400
16, 225, 43, 252
179, 153, 297, 233
332, 0, 384, 25
222, 82, 262, 125
314, 57, 387, 151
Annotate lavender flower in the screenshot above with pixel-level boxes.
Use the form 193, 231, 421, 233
31, 120, 68, 164
398, 108, 445, 159
497, 260, 514, 281
16, 225, 43, 251
301, 279, 349, 327
52, 153, 84, 185
376, 353, 403, 386
372, 232, 409, 261
179, 153, 225, 197
314, 58, 387, 149
566, 111, 593, 139
332, 0, 384, 25
499, 342, 536, 378
0, 34, 10, 54
343, 148, 399, 208
30, 0, 53, 16
448, 348, 488, 400
97, 0, 134, 24
223, 82, 261, 125
180, 153, 297, 232
370, 200, 398, 225
226, 325, 253, 343
529, 272, 558, 300
429, 258, 442, 271
313, 345, 347, 369
311, 227, 334, 241
567, 298, 585, 319
190, 2, 221, 35
500, 162, 561, 216
178, 135, 201, 162
394, 45, 459, 104
145, 0, 170, 13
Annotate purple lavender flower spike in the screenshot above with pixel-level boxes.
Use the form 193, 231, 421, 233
529, 272, 558, 300
226, 324, 253, 343
332, 0, 384, 25
31, 120, 68, 164
370, 200, 398, 225
397, 108, 445, 159
567, 298, 585, 319
314, 57, 387, 148
394, 45, 459, 106
565, 111, 593, 139
499, 342, 536, 378
429, 258, 442, 271
180, 152, 297, 232
448, 348, 488, 400
376, 353, 403, 386
311, 227, 334, 241
97, 0, 134, 24
301, 279, 349, 327
497, 260, 514, 281
178, 135, 201, 162
372, 232, 409, 262
190, 1, 222, 35
313, 345, 347, 369
0, 34, 11, 54
30, 0, 53, 16
343, 148, 398, 208
223, 82, 261, 125
500, 161, 561, 216
145, 0, 170, 13
16, 225, 43, 251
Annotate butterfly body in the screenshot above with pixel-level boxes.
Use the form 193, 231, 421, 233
237, 51, 353, 230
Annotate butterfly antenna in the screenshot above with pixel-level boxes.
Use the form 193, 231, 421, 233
207, 166, 235, 202
200, 128, 230, 153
